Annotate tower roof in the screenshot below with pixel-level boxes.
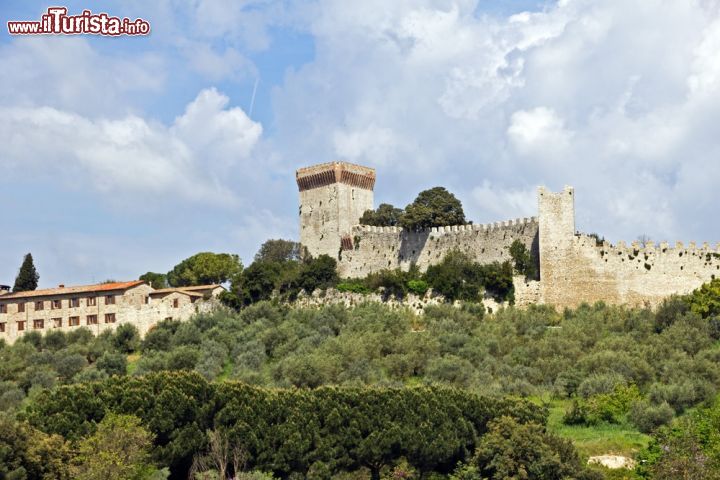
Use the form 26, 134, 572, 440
296, 161, 376, 192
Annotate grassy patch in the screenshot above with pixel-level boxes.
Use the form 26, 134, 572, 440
126, 353, 141, 375
216, 358, 234, 382
545, 398, 650, 459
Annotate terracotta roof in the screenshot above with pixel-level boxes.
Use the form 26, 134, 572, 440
0, 281, 146, 300
175, 284, 223, 291
149, 288, 204, 298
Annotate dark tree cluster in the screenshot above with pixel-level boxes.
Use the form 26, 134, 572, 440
360, 187, 466, 231
23, 370, 595, 480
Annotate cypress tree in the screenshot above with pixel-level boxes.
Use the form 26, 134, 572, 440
13, 253, 39, 292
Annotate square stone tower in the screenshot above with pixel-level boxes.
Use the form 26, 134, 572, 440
538, 185, 576, 304
296, 161, 375, 259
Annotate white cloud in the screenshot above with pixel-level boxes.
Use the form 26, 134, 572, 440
507, 107, 573, 155
270, 0, 720, 245
0, 37, 165, 116
0, 88, 262, 205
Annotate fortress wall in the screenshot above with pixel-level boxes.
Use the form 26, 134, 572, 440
541, 235, 720, 309
337, 217, 539, 278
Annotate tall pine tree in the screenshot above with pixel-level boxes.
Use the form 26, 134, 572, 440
13, 253, 39, 292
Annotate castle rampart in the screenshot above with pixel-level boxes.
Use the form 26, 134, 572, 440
297, 161, 718, 309
337, 217, 538, 278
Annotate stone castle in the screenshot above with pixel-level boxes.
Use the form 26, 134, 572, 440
297, 161, 720, 309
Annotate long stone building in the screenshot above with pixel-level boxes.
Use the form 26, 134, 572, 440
297, 161, 720, 309
0, 281, 223, 344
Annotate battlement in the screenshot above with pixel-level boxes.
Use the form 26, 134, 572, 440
296, 161, 376, 192
351, 217, 538, 235
576, 234, 720, 259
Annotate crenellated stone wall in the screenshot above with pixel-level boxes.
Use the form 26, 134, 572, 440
536, 187, 719, 309
297, 161, 718, 309
336, 218, 539, 278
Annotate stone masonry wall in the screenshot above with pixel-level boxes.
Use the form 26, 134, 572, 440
337, 217, 539, 278
540, 234, 720, 309
537, 186, 720, 309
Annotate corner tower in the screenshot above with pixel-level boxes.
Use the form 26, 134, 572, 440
296, 161, 375, 259
537, 185, 576, 304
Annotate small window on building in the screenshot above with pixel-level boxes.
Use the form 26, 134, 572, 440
173, 298, 179, 308
105, 295, 115, 305
104, 313, 116, 324
33, 319, 44, 329
0, 323, 5, 333
17, 321, 25, 331
0, 304, 6, 314
51, 299, 61, 309
35, 301, 44, 311
86, 315, 98, 325
69, 316, 80, 327
165, 317, 173, 321
87, 297, 97, 307
69, 298, 80, 308
144, 296, 150, 304
53, 318, 62, 328
17, 302, 25, 313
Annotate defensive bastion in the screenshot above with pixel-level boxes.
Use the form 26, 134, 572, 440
297, 161, 720, 309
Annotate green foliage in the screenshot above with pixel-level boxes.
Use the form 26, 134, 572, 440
0, 414, 70, 479
71, 413, 159, 480
654, 295, 689, 332
360, 203, 404, 227
12, 253, 39, 293
400, 187, 466, 231
96, 352, 128, 377
471, 416, 593, 480
254, 239, 304, 263
25, 371, 547, 479
336, 281, 371, 294
139, 272, 167, 289
637, 398, 720, 478
296, 255, 339, 294
424, 250, 514, 302
686, 278, 720, 318
509, 240, 536, 279
113, 324, 141, 353
407, 280, 429, 296
627, 400, 674, 434
167, 252, 242, 287
562, 385, 642, 426
223, 255, 338, 309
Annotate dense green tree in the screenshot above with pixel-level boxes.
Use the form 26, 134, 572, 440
254, 239, 304, 263
112, 324, 141, 353
71, 413, 160, 480
96, 353, 128, 377
12, 253, 39, 292
472, 416, 590, 480
0, 415, 71, 479
296, 255, 339, 294
509, 240, 536, 279
424, 251, 486, 302
360, 204, 404, 227
167, 252, 242, 287
140, 272, 168, 289
686, 278, 720, 318
400, 187, 466, 231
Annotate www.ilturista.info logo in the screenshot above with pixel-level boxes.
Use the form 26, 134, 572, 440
7, 7, 150, 36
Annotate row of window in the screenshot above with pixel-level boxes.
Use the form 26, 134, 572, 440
0, 295, 117, 314
0, 313, 116, 333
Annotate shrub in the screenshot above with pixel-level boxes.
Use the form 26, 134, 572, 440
407, 280, 429, 296
96, 352, 128, 377
336, 281, 371, 294
628, 400, 674, 433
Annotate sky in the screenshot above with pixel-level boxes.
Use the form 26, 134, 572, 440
2, 0, 720, 287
